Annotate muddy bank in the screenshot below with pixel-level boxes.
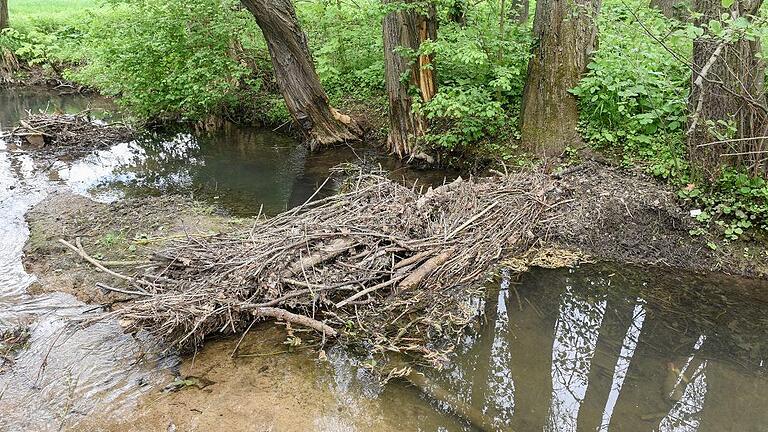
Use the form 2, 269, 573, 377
543, 160, 768, 278
23, 191, 242, 303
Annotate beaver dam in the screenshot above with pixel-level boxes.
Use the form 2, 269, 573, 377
65, 168, 551, 366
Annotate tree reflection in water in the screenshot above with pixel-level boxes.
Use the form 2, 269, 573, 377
426, 264, 768, 432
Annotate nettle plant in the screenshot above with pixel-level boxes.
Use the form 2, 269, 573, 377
416, 8, 531, 154
572, 2, 692, 179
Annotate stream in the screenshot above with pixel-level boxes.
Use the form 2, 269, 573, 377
0, 88, 767, 431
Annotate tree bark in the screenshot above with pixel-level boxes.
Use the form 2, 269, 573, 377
240, 0, 362, 150
448, 0, 467, 25
511, 0, 529, 23
0, 0, 9, 30
519, 0, 601, 157
383, 0, 437, 159
650, 0, 687, 18
687, 0, 767, 178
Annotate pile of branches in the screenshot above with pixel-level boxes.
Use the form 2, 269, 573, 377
8, 112, 133, 150
97, 169, 555, 365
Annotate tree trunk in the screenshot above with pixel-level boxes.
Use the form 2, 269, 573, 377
240, 0, 362, 150
650, 0, 680, 18
519, 0, 601, 157
448, 0, 467, 26
687, 0, 767, 178
0, 0, 9, 30
383, 0, 437, 159
511, 0, 529, 23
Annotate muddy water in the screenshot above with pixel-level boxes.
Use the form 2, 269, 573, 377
1, 88, 768, 431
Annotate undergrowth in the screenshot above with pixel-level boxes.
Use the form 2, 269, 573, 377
574, 1, 768, 242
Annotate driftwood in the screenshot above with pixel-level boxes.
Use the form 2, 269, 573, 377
84, 169, 554, 366
6, 112, 133, 149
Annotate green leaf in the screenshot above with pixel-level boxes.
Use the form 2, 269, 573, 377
721, 0, 734, 8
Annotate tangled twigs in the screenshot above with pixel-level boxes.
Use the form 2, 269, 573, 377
93, 170, 554, 366
7, 112, 133, 149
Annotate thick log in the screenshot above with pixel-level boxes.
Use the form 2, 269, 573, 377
396, 249, 453, 293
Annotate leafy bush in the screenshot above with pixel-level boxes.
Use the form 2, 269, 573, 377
69, 0, 256, 121
575, 1, 768, 239
418, 5, 531, 156
572, 2, 691, 179
298, 0, 386, 96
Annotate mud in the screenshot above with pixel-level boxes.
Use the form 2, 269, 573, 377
23, 191, 241, 304
544, 160, 768, 278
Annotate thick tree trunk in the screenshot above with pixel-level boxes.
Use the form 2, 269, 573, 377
0, 0, 9, 30
520, 0, 600, 157
240, 0, 362, 149
688, 0, 767, 178
383, 0, 437, 159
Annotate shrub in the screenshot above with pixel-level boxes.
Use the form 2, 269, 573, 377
69, 0, 255, 121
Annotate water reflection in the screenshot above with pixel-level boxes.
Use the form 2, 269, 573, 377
427, 265, 768, 432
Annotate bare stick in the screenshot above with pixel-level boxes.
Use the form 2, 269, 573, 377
59, 238, 134, 283
335, 275, 406, 308
252, 307, 338, 338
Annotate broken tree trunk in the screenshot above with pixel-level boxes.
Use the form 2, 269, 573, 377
520, 0, 601, 157
687, 0, 767, 178
240, 0, 363, 150
383, 0, 437, 160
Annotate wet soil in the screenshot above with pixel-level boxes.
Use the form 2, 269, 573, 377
76, 324, 465, 432
23, 191, 240, 304
544, 160, 768, 278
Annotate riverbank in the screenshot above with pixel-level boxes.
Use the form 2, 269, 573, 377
23, 158, 768, 304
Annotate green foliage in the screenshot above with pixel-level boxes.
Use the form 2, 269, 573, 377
572, 2, 691, 179
419, 6, 531, 156
298, 0, 386, 96
69, 0, 255, 121
417, 85, 507, 150
575, 0, 768, 240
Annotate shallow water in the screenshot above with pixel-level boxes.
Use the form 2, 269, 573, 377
1, 88, 768, 431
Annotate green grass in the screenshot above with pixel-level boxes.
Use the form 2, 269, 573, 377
9, 0, 98, 19
8, 0, 99, 33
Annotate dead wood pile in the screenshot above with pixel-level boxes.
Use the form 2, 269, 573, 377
98, 170, 555, 366
7, 112, 133, 149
